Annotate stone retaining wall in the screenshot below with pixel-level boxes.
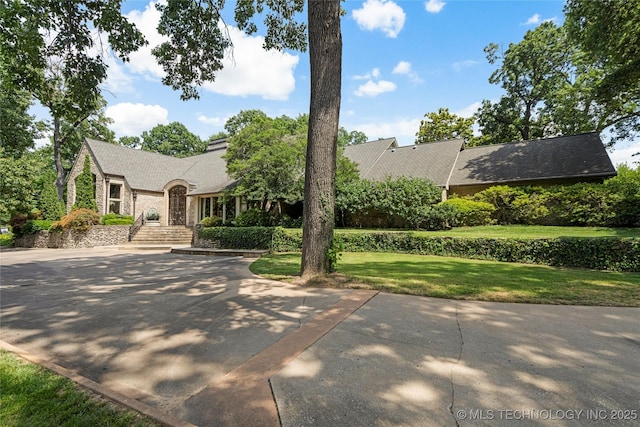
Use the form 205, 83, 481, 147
15, 226, 130, 249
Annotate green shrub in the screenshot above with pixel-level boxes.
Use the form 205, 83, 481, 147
200, 216, 223, 227
52, 208, 101, 232
72, 155, 98, 211
234, 208, 272, 227
441, 198, 495, 227
198, 226, 275, 249
268, 229, 640, 272
0, 233, 14, 246
101, 213, 134, 225
473, 185, 524, 224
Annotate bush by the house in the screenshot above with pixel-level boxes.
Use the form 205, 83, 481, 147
101, 213, 134, 225
232, 208, 301, 227
440, 198, 495, 227
0, 232, 13, 246
200, 216, 223, 227
198, 226, 275, 249
52, 208, 101, 232
336, 176, 443, 229
39, 172, 66, 221
468, 165, 640, 227
9, 211, 53, 238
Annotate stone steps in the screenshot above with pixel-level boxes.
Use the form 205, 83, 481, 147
129, 225, 193, 245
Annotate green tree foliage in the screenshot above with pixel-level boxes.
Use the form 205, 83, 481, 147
39, 171, 66, 221
0, 148, 46, 224
476, 18, 639, 147
141, 122, 205, 157
72, 155, 97, 211
416, 108, 475, 144
151, 0, 342, 277
225, 113, 307, 212
0, 54, 44, 158
474, 22, 569, 145
337, 127, 368, 147
336, 177, 443, 229
468, 167, 640, 227
564, 0, 639, 103
562, 0, 640, 147
1, 1, 146, 198
224, 111, 359, 215
119, 136, 141, 149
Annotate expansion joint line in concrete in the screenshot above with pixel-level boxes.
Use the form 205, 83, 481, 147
185, 289, 378, 427
448, 302, 464, 427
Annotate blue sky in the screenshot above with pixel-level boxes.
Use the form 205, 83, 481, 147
37, 0, 639, 166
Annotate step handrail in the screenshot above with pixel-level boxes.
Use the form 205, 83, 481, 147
128, 213, 144, 241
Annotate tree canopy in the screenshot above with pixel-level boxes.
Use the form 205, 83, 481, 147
141, 122, 205, 157
416, 108, 474, 144
0, 0, 146, 198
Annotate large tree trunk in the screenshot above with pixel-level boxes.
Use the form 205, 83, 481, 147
301, 0, 342, 279
52, 117, 66, 201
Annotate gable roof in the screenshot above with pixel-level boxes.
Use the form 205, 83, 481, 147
343, 137, 397, 178
85, 139, 236, 194
359, 139, 463, 187
450, 132, 616, 186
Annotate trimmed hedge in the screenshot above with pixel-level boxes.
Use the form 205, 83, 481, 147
196, 227, 640, 271
198, 226, 276, 249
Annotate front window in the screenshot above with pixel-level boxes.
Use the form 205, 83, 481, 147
109, 183, 122, 214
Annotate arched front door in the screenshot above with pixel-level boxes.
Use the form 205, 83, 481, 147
169, 185, 187, 225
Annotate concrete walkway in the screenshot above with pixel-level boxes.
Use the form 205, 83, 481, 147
1, 248, 638, 426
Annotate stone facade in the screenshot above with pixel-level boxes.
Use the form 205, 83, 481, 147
15, 226, 130, 249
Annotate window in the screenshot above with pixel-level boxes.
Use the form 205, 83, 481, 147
109, 183, 122, 214
199, 196, 234, 222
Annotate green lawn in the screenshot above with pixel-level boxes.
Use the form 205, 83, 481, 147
0, 350, 160, 427
337, 225, 640, 239
251, 252, 640, 306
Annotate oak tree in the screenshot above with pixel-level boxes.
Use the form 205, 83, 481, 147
153, 0, 342, 278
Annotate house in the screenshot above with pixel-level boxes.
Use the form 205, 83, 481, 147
67, 138, 240, 226
344, 132, 616, 198
66, 132, 616, 226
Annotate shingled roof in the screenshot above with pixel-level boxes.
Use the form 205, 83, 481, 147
450, 132, 616, 186
85, 139, 235, 194
343, 137, 397, 177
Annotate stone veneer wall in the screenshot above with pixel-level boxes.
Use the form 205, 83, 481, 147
15, 226, 130, 249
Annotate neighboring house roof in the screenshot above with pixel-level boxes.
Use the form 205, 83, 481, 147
450, 132, 616, 186
343, 137, 397, 178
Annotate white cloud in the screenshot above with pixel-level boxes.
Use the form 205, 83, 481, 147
454, 102, 482, 118
352, 0, 406, 38
124, 1, 167, 79
424, 0, 446, 14
197, 114, 229, 127
609, 141, 640, 168
201, 26, 299, 100
452, 59, 479, 73
525, 13, 541, 25
124, 1, 299, 100
392, 61, 411, 75
522, 13, 557, 26
354, 80, 397, 97
392, 61, 423, 83
105, 103, 169, 136
354, 68, 381, 80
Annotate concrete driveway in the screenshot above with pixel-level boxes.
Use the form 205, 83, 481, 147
1, 248, 638, 426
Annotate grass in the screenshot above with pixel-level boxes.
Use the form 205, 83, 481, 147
336, 225, 640, 239
0, 350, 160, 427
250, 252, 640, 307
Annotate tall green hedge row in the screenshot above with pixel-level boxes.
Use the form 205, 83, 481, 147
198, 227, 640, 272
